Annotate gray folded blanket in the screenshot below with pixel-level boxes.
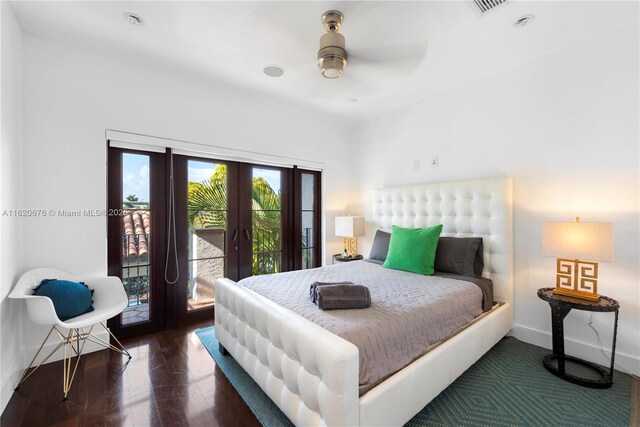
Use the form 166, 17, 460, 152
309, 281, 353, 303
315, 284, 372, 310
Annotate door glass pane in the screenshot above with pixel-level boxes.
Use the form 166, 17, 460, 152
301, 173, 315, 269
187, 161, 227, 310
121, 268, 149, 324
301, 173, 314, 210
302, 212, 314, 247
188, 258, 223, 309
252, 167, 282, 275
121, 153, 151, 324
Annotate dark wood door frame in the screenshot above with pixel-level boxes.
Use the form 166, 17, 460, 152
292, 168, 322, 270
107, 146, 168, 338
163, 149, 178, 329
108, 147, 323, 337
239, 163, 293, 277
237, 163, 253, 279
173, 155, 241, 325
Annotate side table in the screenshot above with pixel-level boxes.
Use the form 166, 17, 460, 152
537, 287, 619, 389
332, 254, 363, 264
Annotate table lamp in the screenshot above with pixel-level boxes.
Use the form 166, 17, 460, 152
542, 217, 612, 301
335, 216, 365, 257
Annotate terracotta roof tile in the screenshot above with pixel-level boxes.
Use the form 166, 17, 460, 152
122, 210, 151, 259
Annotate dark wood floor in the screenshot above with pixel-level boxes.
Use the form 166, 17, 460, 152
3, 321, 639, 427
1, 320, 260, 427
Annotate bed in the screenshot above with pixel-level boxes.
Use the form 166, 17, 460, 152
215, 177, 513, 426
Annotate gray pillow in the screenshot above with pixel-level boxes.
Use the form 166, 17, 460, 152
434, 237, 484, 277
368, 230, 391, 262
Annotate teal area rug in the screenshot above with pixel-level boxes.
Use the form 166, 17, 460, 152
195, 327, 633, 426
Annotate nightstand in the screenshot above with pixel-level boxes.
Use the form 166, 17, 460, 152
332, 254, 363, 264
537, 287, 619, 388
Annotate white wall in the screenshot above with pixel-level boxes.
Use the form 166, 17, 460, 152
0, 1, 25, 412
352, 25, 640, 375
3, 5, 637, 415
17, 34, 361, 366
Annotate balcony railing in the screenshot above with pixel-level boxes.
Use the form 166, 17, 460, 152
302, 227, 314, 269
252, 227, 315, 275
122, 233, 150, 306
123, 276, 149, 307
121, 227, 315, 306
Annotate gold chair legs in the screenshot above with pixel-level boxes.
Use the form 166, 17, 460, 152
15, 322, 131, 400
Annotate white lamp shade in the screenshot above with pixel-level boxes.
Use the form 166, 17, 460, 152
542, 221, 613, 262
335, 216, 365, 237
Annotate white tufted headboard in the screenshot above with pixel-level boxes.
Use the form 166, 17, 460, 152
372, 177, 513, 304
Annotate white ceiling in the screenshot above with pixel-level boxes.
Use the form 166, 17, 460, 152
10, 1, 639, 123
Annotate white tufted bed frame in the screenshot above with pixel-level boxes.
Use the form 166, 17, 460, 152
215, 177, 513, 426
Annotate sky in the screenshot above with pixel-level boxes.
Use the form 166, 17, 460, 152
188, 161, 282, 194
122, 153, 282, 203
252, 167, 282, 194
122, 153, 150, 202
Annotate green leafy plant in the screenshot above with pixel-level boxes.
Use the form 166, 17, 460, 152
124, 276, 149, 305
187, 165, 228, 229
187, 164, 282, 275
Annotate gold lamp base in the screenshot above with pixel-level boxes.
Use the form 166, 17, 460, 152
343, 237, 358, 257
552, 287, 600, 301
554, 258, 600, 302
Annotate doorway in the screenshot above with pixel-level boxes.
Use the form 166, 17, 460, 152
107, 147, 321, 337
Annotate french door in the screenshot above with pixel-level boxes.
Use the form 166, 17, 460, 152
173, 157, 295, 324
107, 149, 167, 336
108, 147, 321, 337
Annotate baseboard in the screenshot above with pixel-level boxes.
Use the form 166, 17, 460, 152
510, 323, 640, 377
0, 329, 112, 413
22, 329, 111, 367
1, 327, 120, 414
0, 353, 23, 413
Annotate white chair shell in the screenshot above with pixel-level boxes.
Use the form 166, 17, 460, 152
9, 267, 131, 399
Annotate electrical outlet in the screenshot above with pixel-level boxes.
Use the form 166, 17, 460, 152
431, 157, 439, 168
413, 160, 420, 170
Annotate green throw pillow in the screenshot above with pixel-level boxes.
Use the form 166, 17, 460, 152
383, 224, 443, 275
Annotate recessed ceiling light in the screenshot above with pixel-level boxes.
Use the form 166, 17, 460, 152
347, 98, 358, 103
514, 15, 534, 28
123, 13, 144, 26
263, 65, 285, 78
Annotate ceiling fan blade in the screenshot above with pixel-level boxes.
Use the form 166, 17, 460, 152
285, 66, 377, 99
350, 44, 427, 64
285, 53, 416, 98
343, 65, 398, 91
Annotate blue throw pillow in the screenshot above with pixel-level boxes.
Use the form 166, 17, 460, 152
33, 279, 95, 321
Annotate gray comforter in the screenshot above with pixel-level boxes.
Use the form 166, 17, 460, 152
239, 261, 484, 393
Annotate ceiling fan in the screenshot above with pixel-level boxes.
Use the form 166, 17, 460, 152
315, 9, 426, 84
317, 10, 347, 79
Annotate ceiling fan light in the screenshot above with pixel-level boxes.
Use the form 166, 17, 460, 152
318, 53, 347, 79
317, 36, 347, 78
322, 69, 342, 79
320, 57, 345, 78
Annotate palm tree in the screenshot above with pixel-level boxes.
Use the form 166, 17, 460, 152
187, 165, 228, 229
250, 177, 281, 274
124, 194, 139, 208
187, 164, 282, 275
